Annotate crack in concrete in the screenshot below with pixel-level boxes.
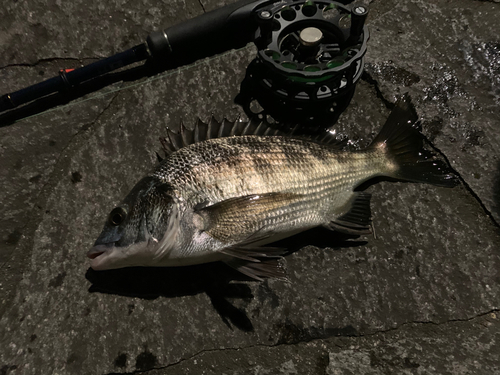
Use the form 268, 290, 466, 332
45, 90, 118, 189
0, 91, 120, 318
361, 71, 500, 228
26, 90, 120, 216
371, 308, 499, 336
361, 71, 394, 109
427, 141, 500, 229
198, 0, 206, 13
66, 90, 120, 147
1, 91, 118, 271
364, 0, 400, 23
105, 308, 499, 374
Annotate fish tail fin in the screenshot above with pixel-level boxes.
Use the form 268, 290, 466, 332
368, 95, 458, 187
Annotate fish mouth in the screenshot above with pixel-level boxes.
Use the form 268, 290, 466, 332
87, 244, 114, 270
87, 249, 104, 259
87, 245, 109, 260
87, 240, 158, 270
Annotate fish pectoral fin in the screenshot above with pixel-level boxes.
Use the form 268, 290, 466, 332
325, 192, 372, 235
196, 192, 303, 243
222, 252, 288, 282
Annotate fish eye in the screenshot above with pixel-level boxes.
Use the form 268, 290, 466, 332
109, 207, 127, 226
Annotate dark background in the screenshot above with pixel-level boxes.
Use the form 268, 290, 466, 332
1, 0, 499, 374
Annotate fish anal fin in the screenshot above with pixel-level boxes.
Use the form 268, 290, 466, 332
223, 256, 287, 281
326, 192, 372, 235
326, 221, 372, 236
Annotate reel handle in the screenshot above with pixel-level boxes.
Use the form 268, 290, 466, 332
147, 0, 269, 65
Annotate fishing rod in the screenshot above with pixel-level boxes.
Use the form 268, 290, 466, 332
0, 0, 369, 126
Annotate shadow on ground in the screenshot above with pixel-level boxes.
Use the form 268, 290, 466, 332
86, 227, 366, 332
86, 262, 256, 331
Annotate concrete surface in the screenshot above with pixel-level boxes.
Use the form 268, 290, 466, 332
1, 0, 499, 374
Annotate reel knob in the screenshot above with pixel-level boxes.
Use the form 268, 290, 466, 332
237, 1, 370, 131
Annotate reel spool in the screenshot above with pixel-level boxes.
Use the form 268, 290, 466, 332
236, 1, 369, 130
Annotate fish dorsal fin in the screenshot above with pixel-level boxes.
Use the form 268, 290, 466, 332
159, 118, 345, 158
180, 119, 195, 147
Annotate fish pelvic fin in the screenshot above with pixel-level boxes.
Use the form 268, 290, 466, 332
369, 94, 459, 188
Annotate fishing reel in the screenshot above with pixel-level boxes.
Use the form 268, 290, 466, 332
237, 1, 369, 129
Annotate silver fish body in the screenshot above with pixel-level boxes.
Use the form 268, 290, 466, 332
154, 137, 386, 256
88, 97, 457, 279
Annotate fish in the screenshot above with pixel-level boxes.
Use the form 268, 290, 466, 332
87, 96, 458, 280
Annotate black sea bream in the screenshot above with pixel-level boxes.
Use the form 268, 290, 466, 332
88, 97, 457, 280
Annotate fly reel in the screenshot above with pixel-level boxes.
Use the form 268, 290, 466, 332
236, 1, 369, 130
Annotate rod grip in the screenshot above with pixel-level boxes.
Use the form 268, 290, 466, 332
147, 0, 265, 65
